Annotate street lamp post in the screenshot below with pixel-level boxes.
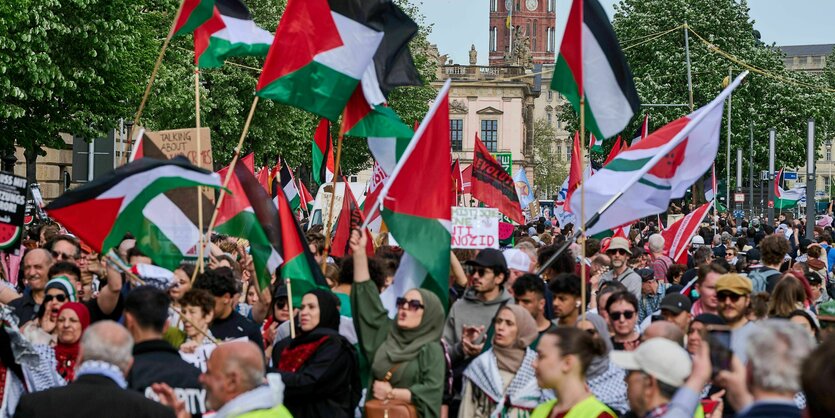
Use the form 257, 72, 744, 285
827, 139, 832, 201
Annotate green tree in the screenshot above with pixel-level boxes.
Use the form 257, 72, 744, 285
557, 0, 835, 188
532, 118, 568, 199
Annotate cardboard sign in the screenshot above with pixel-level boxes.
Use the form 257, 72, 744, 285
451, 207, 499, 249
141, 128, 213, 169
0, 172, 26, 251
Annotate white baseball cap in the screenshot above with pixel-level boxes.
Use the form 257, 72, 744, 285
503, 249, 532, 272
610, 338, 692, 387
691, 235, 705, 246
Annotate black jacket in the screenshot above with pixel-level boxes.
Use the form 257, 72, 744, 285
14, 374, 176, 418
127, 340, 205, 417
210, 310, 264, 348
273, 334, 360, 418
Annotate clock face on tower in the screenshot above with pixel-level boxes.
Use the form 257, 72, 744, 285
505, 0, 513, 11
526, 0, 538, 11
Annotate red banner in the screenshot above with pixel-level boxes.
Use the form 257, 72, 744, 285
471, 135, 524, 224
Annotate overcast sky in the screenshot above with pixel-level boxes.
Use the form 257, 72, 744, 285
422, 0, 835, 65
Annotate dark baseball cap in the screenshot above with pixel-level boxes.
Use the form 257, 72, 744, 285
660, 293, 692, 314
465, 248, 508, 271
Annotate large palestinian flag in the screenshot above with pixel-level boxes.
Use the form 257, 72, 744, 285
774, 168, 805, 209
569, 73, 746, 236
215, 154, 283, 291
45, 157, 223, 269
552, 0, 639, 141
312, 119, 335, 184
194, 0, 273, 68
275, 174, 329, 305
172, 0, 215, 38
377, 80, 453, 312
256, 0, 384, 121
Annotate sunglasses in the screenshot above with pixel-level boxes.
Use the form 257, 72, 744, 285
43, 294, 67, 304
717, 292, 743, 303
396, 297, 425, 311
471, 267, 493, 277
607, 248, 629, 256
274, 299, 288, 310
51, 251, 78, 261
609, 310, 635, 321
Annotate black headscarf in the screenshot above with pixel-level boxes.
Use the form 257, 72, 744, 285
287, 289, 341, 348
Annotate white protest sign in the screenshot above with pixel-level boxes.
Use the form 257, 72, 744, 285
451, 207, 499, 249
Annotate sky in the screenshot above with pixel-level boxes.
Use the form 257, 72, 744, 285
421, 0, 835, 65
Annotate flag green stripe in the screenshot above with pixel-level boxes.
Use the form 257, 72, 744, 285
216, 210, 275, 290
281, 254, 326, 305
551, 57, 607, 141
133, 217, 185, 271
102, 177, 223, 253
312, 145, 325, 182
604, 157, 652, 172
774, 198, 799, 209
198, 36, 271, 69
638, 177, 672, 190
345, 105, 414, 139
381, 208, 450, 309
257, 61, 359, 121
173, 0, 215, 38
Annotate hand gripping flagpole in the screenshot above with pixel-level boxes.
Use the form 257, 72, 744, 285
360, 79, 453, 231
536, 71, 749, 279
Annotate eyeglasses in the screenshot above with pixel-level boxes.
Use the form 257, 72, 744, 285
51, 251, 78, 261
274, 299, 288, 310
717, 292, 743, 303
43, 294, 67, 304
396, 297, 425, 311
609, 310, 635, 321
607, 248, 629, 256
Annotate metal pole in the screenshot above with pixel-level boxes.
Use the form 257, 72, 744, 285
749, 122, 754, 219
726, 68, 732, 214
684, 23, 694, 112
737, 148, 742, 194
768, 128, 776, 225
807, 119, 816, 239
87, 139, 95, 182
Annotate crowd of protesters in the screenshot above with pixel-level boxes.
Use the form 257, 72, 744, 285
0, 208, 834, 418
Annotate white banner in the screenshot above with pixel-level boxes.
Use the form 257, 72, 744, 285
451, 207, 499, 249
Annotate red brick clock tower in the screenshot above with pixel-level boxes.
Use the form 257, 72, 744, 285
488, 0, 557, 66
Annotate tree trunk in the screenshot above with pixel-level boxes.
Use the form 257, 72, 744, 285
24, 147, 37, 188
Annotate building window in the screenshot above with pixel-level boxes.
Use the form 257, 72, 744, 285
450, 119, 463, 151
490, 0, 497, 12
490, 27, 497, 52
827, 148, 831, 161
547, 113, 552, 124
557, 118, 561, 129
532, 20, 537, 51
556, 145, 562, 161
550, 28, 556, 53
516, 1, 520, 11
481, 120, 498, 152
547, 89, 553, 101
549, 0, 555, 13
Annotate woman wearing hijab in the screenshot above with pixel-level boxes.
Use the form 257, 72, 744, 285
458, 305, 543, 418
575, 314, 629, 416
53, 302, 90, 382
531, 328, 615, 418
350, 230, 445, 418
272, 289, 360, 418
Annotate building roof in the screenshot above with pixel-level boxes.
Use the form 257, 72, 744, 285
778, 44, 834, 57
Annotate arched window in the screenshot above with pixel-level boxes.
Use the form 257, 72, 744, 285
533, 20, 538, 50
490, 0, 497, 12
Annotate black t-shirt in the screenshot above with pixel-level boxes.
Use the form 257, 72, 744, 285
210, 310, 264, 348
128, 340, 205, 417
85, 292, 125, 324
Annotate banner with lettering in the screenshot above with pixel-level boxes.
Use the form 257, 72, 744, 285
451, 207, 499, 249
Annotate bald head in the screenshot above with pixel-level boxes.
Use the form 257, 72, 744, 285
201, 340, 265, 410
81, 321, 134, 374
642, 320, 685, 347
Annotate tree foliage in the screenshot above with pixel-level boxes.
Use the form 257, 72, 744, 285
532, 118, 568, 200
556, 0, 835, 189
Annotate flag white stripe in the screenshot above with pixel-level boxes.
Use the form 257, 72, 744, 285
381, 253, 425, 318
313, 12, 384, 80
214, 15, 273, 45
142, 195, 200, 254
582, 23, 634, 139
99, 166, 222, 212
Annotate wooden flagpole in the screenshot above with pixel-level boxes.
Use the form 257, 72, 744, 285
124, 0, 186, 166
321, 130, 344, 273
285, 278, 296, 339
191, 96, 260, 284
579, 99, 587, 323
195, 69, 206, 274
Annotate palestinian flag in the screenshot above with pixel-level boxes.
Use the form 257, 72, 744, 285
256, 0, 384, 121
774, 168, 805, 209
589, 133, 603, 154
299, 180, 314, 214
280, 162, 300, 212
602, 136, 626, 166
330, 177, 374, 257
256, 167, 270, 193
363, 160, 388, 225
569, 73, 746, 236
565, 132, 583, 208
215, 154, 283, 290
275, 172, 328, 305
342, 88, 413, 172
44, 157, 223, 269
552, 0, 639, 141
172, 0, 215, 38
662, 201, 713, 265
471, 134, 525, 224
194, 0, 273, 68
376, 80, 453, 311
312, 119, 335, 184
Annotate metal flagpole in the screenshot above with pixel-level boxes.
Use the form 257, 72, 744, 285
726, 68, 732, 213
807, 119, 816, 239
684, 23, 694, 113
749, 122, 754, 218
195, 69, 205, 274
767, 128, 776, 225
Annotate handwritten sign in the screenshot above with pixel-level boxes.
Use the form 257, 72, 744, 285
142, 127, 213, 170
451, 207, 499, 249
0, 172, 27, 251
